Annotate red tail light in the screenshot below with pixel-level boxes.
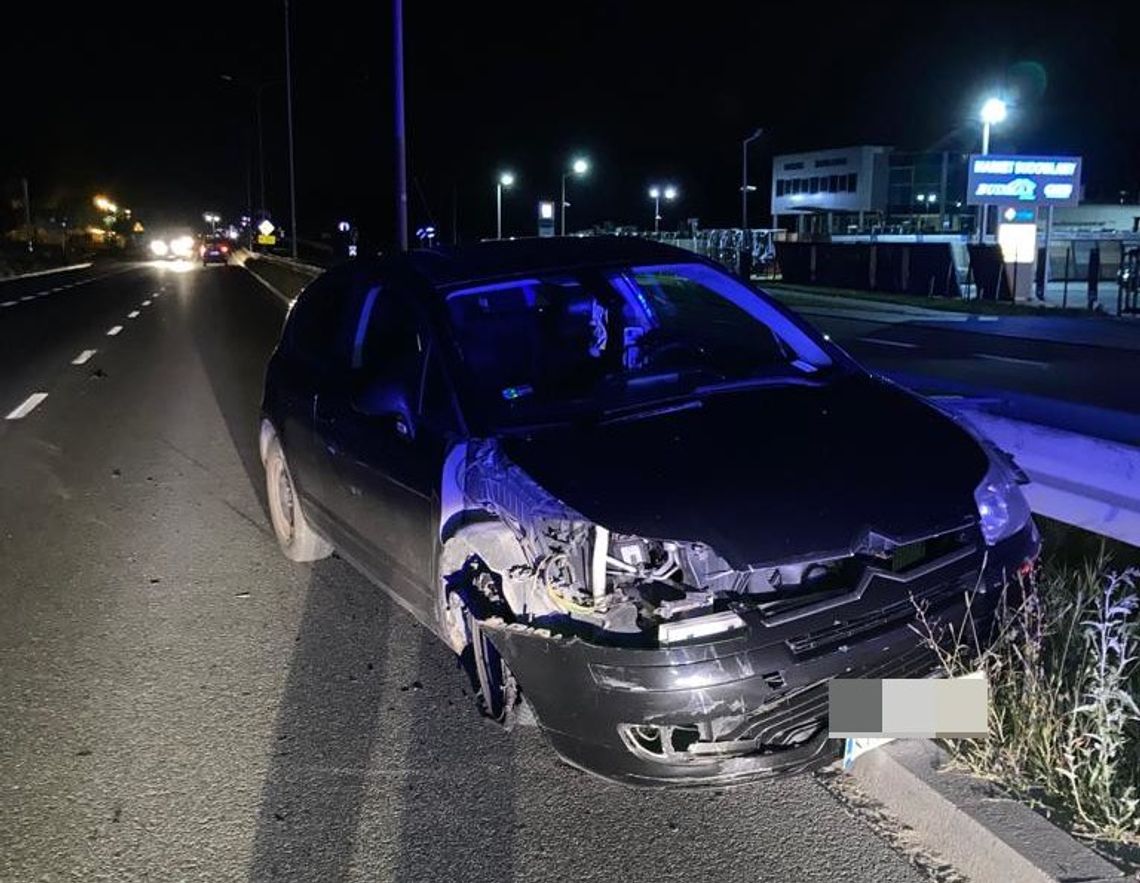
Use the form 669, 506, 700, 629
220, 244, 228, 253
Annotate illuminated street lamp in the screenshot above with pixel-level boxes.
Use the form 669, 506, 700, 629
560, 157, 589, 236
978, 96, 1008, 240
648, 185, 678, 234
203, 212, 221, 234
93, 195, 117, 214
980, 97, 1007, 155
496, 171, 515, 240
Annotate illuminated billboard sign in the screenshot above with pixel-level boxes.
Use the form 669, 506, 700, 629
967, 154, 1082, 206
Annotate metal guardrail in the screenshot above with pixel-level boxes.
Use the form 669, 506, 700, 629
938, 401, 1140, 547
248, 251, 327, 276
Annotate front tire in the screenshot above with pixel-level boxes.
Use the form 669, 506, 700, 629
264, 435, 333, 562
439, 528, 527, 730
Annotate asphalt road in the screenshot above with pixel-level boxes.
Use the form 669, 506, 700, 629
0, 261, 928, 883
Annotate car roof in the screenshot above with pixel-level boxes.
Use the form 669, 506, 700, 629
396, 237, 702, 289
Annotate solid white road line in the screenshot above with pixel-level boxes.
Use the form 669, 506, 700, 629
5, 392, 48, 420
107, 325, 123, 336
241, 264, 293, 306
72, 349, 97, 365
973, 353, 1050, 368
858, 336, 919, 349
127, 310, 140, 318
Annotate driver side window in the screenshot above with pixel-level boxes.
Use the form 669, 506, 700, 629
353, 284, 425, 397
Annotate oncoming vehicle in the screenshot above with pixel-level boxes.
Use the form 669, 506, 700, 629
149, 233, 197, 261
259, 238, 1039, 785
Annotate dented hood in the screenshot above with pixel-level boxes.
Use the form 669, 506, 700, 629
500, 375, 987, 567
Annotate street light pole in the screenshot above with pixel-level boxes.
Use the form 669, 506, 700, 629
21, 177, 32, 253
977, 97, 1006, 243
283, 0, 298, 259
496, 172, 515, 240
255, 84, 267, 218
560, 158, 589, 236
393, 0, 409, 251
741, 128, 763, 229
220, 74, 270, 220
648, 186, 677, 235
560, 173, 568, 237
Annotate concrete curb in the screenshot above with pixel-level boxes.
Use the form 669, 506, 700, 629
850, 740, 1128, 882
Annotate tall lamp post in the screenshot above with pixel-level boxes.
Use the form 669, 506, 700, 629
560, 157, 589, 236
648, 185, 677, 234
283, 0, 299, 258
496, 172, 515, 240
393, 0, 408, 250
978, 97, 1007, 241
220, 75, 273, 222
741, 128, 763, 229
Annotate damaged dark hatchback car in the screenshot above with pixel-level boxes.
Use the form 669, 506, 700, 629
259, 238, 1039, 785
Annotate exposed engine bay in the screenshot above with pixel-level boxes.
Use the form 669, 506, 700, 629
447, 440, 977, 647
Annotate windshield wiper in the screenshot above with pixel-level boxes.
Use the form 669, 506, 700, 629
695, 372, 828, 397
598, 398, 703, 426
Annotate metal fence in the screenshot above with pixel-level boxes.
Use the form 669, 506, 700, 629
640, 229, 783, 276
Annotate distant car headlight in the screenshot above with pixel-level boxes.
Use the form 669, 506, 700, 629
149, 238, 169, 257
974, 456, 1031, 545
170, 236, 194, 258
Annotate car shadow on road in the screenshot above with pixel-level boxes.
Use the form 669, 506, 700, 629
248, 559, 519, 883
248, 559, 394, 882
186, 266, 287, 518
390, 627, 519, 883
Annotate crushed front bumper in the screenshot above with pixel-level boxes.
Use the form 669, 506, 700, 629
484, 523, 1039, 786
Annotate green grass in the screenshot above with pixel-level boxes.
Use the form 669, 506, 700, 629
917, 523, 1140, 846
761, 280, 1094, 318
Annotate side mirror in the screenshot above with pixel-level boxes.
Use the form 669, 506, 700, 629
351, 377, 415, 439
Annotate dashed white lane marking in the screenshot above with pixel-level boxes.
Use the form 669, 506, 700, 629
973, 352, 1050, 368
859, 336, 919, 349
107, 325, 123, 336
140, 300, 151, 306
20, 295, 34, 301
127, 310, 140, 319
72, 349, 97, 365
51, 287, 62, 292
1, 301, 15, 307
5, 392, 48, 420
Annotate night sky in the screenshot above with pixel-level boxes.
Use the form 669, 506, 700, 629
3, 1, 1136, 244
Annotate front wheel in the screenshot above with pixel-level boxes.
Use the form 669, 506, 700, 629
469, 613, 521, 730
264, 435, 333, 562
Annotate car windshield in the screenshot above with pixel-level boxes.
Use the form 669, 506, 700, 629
443, 261, 835, 430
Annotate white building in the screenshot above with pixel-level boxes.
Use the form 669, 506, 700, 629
771, 145, 891, 234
